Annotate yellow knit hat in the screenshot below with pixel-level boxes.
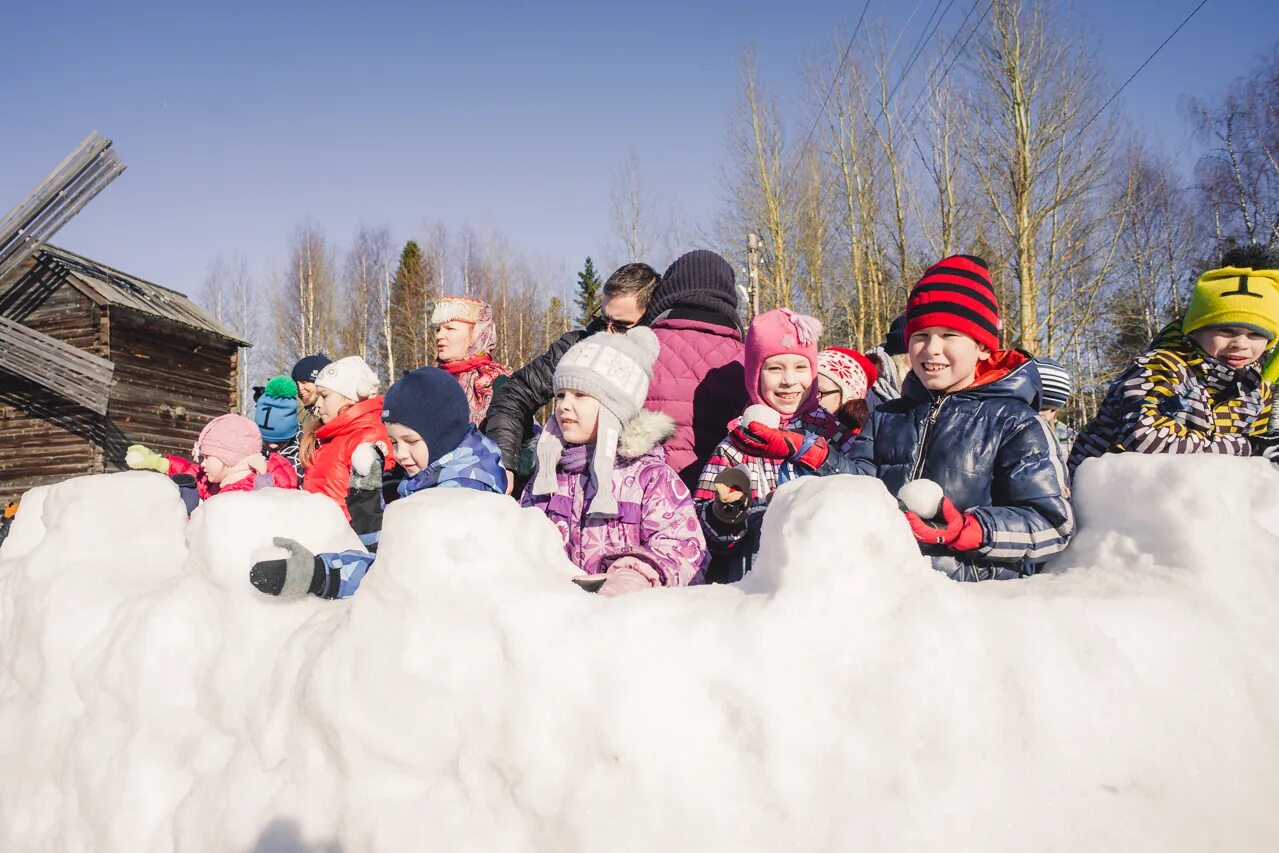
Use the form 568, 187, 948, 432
1182, 266, 1279, 341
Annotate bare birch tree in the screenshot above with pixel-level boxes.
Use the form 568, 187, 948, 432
200, 254, 257, 412
965, 0, 1113, 352
273, 222, 339, 366
726, 48, 797, 310
341, 225, 392, 371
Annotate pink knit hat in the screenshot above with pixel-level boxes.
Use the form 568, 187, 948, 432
195, 414, 263, 466
744, 308, 823, 411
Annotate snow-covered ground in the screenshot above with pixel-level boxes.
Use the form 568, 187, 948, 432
1, 455, 1277, 851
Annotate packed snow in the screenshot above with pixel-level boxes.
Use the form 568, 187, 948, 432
1, 456, 1277, 851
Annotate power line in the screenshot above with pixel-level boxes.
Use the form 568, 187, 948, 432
902, 0, 993, 174
896, 0, 987, 131
1066, 0, 1211, 149
783, 0, 873, 192
877, 0, 957, 124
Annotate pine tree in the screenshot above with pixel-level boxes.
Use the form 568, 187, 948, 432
574, 257, 602, 327
387, 240, 433, 374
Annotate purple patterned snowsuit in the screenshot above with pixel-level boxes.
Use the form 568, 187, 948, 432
521, 414, 707, 590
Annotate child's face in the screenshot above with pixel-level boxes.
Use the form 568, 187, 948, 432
387, 423, 431, 476
815, 374, 843, 414
435, 321, 473, 363
201, 455, 228, 484
908, 327, 991, 394
555, 390, 600, 445
1189, 326, 1270, 370
1039, 406, 1059, 422
297, 381, 318, 406
314, 387, 354, 424
759, 354, 813, 416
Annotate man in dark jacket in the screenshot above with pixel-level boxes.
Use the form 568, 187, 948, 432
482, 263, 660, 492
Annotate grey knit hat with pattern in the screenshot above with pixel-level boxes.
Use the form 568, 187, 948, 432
552, 326, 660, 425
533, 327, 661, 517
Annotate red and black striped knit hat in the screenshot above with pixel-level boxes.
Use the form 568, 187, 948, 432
904, 254, 1000, 352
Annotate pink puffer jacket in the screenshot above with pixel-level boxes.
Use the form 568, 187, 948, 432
645, 315, 749, 489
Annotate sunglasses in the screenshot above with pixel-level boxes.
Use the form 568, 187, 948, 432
592, 305, 638, 333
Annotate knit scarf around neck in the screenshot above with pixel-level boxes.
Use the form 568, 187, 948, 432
440, 353, 493, 375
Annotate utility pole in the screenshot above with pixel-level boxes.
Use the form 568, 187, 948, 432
747, 231, 760, 320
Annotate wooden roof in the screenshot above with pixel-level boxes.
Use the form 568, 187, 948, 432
30, 245, 251, 347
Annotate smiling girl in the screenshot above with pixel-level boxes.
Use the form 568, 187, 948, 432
693, 308, 858, 583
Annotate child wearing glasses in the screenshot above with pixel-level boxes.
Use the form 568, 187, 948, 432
815, 347, 878, 435
693, 309, 858, 583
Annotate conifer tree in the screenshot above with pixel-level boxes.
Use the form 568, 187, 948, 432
574, 257, 602, 327
387, 240, 433, 373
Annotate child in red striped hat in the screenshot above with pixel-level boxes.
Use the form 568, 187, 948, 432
847, 254, 1074, 582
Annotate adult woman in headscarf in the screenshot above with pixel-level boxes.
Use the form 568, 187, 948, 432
432, 296, 513, 425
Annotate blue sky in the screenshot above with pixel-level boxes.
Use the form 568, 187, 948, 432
3, 0, 1276, 304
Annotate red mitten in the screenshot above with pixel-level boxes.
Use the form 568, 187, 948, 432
729, 421, 830, 469
903, 497, 984, 552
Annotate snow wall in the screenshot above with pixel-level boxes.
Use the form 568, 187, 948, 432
1, 456, 1278, 852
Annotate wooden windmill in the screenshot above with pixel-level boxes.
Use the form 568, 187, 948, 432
0, 133, 249, 502
0, 132, 125, 415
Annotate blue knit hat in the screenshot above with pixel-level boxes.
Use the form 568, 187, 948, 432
884, 313, 908, 356
290, 354, 331, 384
255, 376, 300, 442
381, 367, 470, 459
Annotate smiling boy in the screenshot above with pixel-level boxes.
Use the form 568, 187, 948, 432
1068, 249, 1279, 477
849, 254, 1074, 581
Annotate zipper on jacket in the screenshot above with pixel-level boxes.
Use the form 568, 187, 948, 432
908, 395, 947, 482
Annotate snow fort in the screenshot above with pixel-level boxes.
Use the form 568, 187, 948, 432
1, 454, 1277, 851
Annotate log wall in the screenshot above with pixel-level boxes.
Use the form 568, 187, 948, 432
105, 310, 240, 466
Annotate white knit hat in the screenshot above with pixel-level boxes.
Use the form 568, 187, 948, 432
314, 356, 379, 402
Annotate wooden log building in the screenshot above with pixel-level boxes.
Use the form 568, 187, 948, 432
0, 245, 249, 503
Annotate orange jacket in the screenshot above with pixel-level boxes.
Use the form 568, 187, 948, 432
303, 396, 394, 519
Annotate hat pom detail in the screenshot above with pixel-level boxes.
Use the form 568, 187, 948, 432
788, 311, 823, 347
263, 375, 298, 398
623, 326, 661, 367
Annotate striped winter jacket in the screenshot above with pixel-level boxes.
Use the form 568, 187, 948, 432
849, 351, 1074, 581
1068, 325, 1274, 477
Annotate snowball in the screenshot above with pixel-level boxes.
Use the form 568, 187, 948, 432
897, 477, 944, 518
1, 458, 1278, 849
741, 404, 781, 429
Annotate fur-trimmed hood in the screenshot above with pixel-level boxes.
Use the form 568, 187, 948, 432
617, 409, 677, 460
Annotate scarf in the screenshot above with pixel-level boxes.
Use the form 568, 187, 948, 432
440, 353, 494, 375
531, 411, 624, 518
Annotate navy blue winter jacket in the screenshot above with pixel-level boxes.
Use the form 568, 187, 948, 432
849, 351, 1074, 581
